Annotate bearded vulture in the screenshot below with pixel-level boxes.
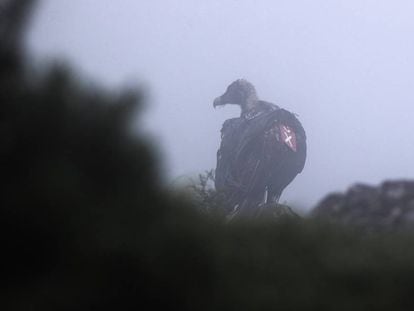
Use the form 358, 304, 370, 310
213, 79, 306, 217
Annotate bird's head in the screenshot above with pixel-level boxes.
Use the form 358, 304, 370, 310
213, 79, 258, 112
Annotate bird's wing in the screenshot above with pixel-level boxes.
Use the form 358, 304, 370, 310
215, 108, 307, 207
233, 109, 307, 202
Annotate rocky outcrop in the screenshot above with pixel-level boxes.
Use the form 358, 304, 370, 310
312, 180, 414, 232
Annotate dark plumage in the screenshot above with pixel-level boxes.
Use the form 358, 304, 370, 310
214, 79, 306, 216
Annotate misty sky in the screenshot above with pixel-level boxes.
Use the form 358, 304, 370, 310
27, 0, 414, 210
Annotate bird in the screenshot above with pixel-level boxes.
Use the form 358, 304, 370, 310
213, 79, 306, 217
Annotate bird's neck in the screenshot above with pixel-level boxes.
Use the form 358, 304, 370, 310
240, 94, 259, 115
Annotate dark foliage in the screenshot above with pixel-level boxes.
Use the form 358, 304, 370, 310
4, 1, 414, 310
188, 169, 233, 217
189, 170, 300, 222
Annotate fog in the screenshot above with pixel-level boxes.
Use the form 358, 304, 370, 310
27, 0, 414, 210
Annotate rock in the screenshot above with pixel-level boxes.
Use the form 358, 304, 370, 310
312, 180, 414, 232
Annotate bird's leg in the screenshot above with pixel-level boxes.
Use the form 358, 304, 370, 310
225, 204, 239, 222
263, 187, 268, 205
257, 187, 268, 217
269, 193, 281, 205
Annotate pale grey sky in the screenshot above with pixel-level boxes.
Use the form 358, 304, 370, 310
27, 0, 414, 210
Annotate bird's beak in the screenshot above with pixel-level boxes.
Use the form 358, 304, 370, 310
213, 96, 222, 109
